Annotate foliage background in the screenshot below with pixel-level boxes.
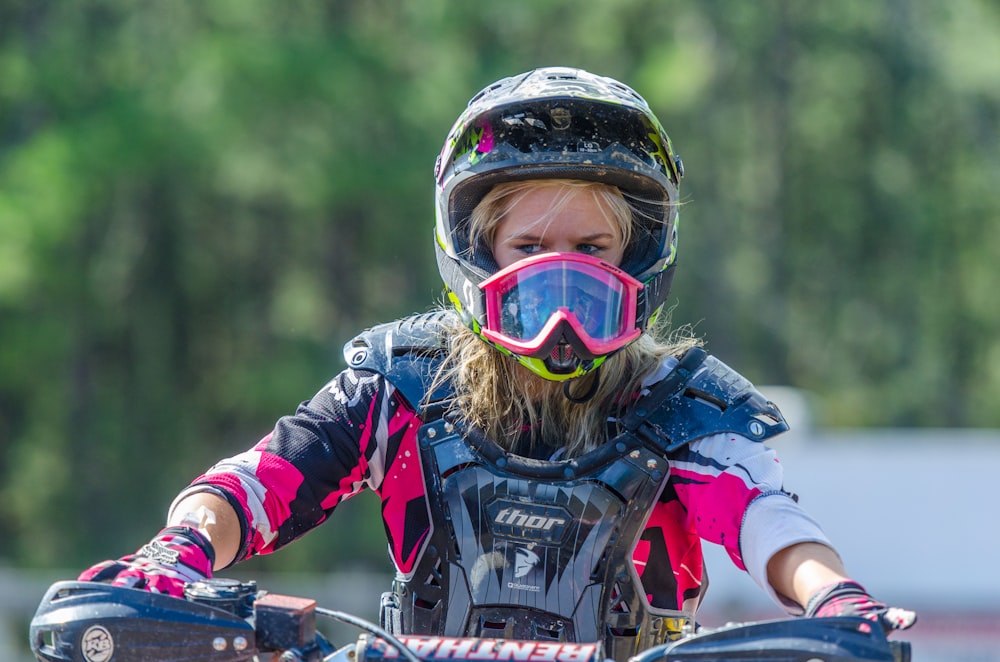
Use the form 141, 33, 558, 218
1, 0, 999, 575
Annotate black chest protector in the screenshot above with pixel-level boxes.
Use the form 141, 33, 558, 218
344, 313, 787, 662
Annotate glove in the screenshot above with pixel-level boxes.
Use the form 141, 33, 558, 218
804, 580, 917, 631
78, 526, 215, 598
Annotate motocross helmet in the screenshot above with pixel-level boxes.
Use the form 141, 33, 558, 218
434, 66, 684, 381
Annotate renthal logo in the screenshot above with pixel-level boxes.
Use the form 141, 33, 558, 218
380, 636, 600, 662
488, 500, 571, 542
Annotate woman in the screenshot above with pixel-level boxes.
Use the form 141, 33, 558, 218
80, 67, 914, 659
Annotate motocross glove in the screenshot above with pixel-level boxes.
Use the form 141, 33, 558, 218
78, 526, 215, 598
804, 580, 917, 631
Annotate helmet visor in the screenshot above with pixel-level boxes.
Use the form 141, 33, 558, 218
480, 252, 643, 358
441, 97, 674, 191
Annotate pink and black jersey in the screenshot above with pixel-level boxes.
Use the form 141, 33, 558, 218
171, 317, 831, 655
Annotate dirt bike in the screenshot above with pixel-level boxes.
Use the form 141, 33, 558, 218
29, 578, 911, 662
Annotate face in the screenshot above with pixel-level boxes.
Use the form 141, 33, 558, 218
491, 186, 626, 270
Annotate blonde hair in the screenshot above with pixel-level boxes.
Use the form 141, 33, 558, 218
437, 179, 700, 458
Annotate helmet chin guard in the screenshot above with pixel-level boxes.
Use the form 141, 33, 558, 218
434, 67, 683, 381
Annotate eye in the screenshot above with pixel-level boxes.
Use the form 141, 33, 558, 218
576, 243, 609, 256
516, 243, 544, 255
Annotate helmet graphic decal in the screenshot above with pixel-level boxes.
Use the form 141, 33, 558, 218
452, 122, 495, 167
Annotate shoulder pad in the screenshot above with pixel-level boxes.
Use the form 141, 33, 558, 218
343, 312, 454, 418
626, 348, 788, 451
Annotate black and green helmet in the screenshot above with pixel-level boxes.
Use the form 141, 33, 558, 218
434, 67, 684, 380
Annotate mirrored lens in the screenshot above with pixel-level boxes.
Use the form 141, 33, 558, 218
495, 263, 626, 342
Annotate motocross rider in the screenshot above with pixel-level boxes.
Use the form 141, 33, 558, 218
80, 67, 916, 660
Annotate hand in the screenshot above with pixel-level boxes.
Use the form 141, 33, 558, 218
78, 527, 215, 598
804, 580, 917, 632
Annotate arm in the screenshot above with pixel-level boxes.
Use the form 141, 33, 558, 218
166, 492, 243, 571
766, 541, 850, 609
77, 491, 245, 596
765, 528, 917, 633
672, 433, 916, 631
79, 368, 394, 595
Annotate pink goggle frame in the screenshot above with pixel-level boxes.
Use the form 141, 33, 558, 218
479, 252, 644, 359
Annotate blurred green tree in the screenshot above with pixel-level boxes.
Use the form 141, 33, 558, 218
0, 0, 998, 572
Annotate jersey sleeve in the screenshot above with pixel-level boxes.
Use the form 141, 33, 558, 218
170, 367, 426, 564
668, 432, 787, 569
667, 432, 832, 611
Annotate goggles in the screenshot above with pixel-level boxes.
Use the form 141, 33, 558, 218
479, 252, 644, 361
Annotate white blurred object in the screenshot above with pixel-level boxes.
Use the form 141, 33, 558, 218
697, 387, 1000, 661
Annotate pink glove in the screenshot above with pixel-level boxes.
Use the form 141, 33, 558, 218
804, 580, 917, 632
79, 527, 215, 598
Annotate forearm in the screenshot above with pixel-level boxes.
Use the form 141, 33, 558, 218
766, 541, 850, 609
166, 492, 243, 571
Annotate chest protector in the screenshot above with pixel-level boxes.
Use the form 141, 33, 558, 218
344, 313, 787, 662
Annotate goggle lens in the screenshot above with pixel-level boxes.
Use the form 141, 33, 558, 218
480, 253, 643, 358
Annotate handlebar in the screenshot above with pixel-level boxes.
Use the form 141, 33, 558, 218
29, 579, 910, 662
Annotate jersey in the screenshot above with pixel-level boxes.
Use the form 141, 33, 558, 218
172, 313, 829, 655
